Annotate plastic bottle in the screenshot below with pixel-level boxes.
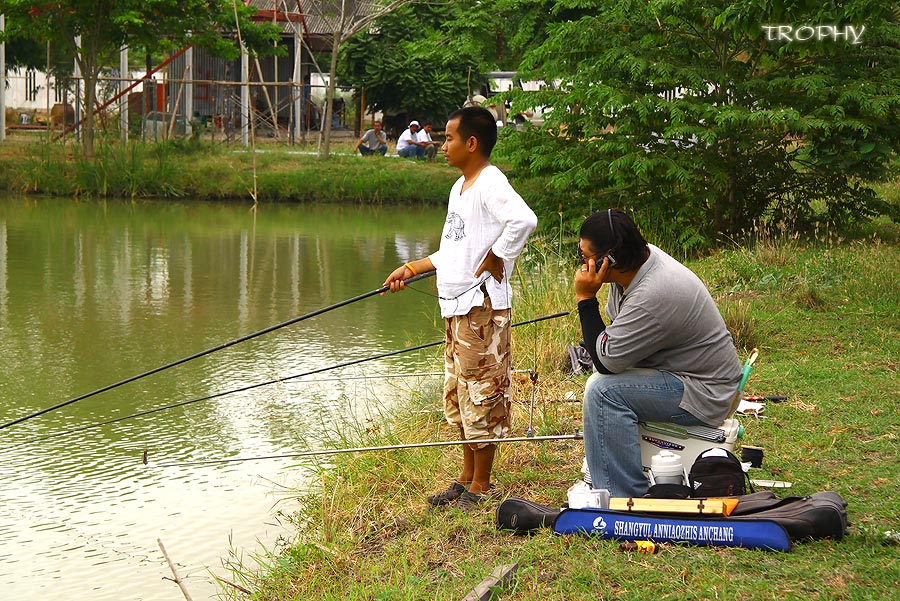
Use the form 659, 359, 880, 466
650, 450, 685, 485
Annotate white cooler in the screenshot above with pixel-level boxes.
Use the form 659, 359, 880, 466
639, 418, 742, 476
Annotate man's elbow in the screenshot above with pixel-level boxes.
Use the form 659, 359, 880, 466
593, 358, 617, 375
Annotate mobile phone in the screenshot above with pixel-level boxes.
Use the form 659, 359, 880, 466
605, 253, 617, 267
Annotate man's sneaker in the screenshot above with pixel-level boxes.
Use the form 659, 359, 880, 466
427, 481, 466, 506
454, 490, 485, 512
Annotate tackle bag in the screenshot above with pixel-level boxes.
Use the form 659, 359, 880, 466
496, 496, 561, 535
729, 490, 849, 541
688, 448, 751, 497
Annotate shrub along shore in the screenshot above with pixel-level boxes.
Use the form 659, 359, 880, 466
0, 138, 459, 204
2, 137, 898, 599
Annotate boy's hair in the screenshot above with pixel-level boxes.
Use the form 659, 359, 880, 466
579, 208, 649, 272
447, 106, 497, 157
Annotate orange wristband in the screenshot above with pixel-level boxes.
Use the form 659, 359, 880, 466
404, 262, 417, 276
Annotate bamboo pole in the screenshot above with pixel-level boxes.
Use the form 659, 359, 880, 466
253, 56, 282, 140
158, 539, 194, 601
168, 64, 190, 139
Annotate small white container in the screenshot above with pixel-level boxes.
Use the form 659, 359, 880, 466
567, 479, 610, 509
650, 450, 686, 485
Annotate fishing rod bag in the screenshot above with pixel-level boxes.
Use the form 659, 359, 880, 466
726, 490, 849, 541
495, 496, 561, 535
496, 490, 847, 550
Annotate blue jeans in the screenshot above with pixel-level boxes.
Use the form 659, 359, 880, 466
359, 144, 387, 156
398, 145, 425, 159
582, 369, 702, 498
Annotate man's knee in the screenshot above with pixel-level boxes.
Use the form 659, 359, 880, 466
584, 372, 614, 402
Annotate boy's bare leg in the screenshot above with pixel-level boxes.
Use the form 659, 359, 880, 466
458, 426, 474, 485
457, 426, 495, 495
468, 444, 495, 495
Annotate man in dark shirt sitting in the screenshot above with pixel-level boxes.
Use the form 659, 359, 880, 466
574, 208, 742, 497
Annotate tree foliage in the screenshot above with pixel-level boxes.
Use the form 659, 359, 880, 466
302, 0, 412, 158
336, 0, 560, 124
336, 2, 475, 124
502, 0, 900, 244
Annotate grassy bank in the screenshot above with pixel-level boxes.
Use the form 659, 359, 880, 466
225, 229, 900, 600
0, 137, 458, 204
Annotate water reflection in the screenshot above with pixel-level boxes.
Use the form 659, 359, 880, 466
0, 196, 446, 600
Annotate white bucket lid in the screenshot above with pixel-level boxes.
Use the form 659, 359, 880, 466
650, 450, 683, 475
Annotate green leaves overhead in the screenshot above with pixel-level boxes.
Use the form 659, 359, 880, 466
505, 0, 900, 241
336, 0, 561, 122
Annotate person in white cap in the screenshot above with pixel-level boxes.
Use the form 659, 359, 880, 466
397, 120, 425, 159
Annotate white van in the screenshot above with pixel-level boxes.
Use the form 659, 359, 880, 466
466, 71, 553, 129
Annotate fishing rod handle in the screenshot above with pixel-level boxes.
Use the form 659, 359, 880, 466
403, 270, 436, 286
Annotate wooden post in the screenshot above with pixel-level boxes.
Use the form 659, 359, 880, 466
168, 64, 189, 139
461, 563, 518, 601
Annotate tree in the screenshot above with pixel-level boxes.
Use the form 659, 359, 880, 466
337, 2, 476, 126
0, 1, 280, 158
337, 0, 561, 127
504, 0, 900, 245
302, 0, 412, 158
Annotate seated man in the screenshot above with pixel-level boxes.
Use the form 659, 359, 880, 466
574, 208, 742, 498
397, 120, 425, 159
417, 122, 442, 161
355, 120, 388, 156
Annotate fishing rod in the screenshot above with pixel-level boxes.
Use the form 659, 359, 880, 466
4, 312, 569, 450
0, 271, 437, 432
145, 431, 585, 468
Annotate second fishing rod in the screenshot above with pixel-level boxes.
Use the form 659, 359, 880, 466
5, 311, 569, 450
0, 271, 438, 433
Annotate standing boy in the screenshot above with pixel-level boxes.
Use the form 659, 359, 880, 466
383, 107, 537, 511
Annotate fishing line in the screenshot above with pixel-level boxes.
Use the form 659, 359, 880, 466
4, 312, 568, 450
211, 368, 535, 385
0, 271, 437, 433
404, 271, 510, 316
145, 432, 585, 468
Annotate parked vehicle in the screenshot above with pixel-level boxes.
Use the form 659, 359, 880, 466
466, 71, 552, 129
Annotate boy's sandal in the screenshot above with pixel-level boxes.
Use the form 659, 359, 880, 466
455, 490, 486, 512
427, 481, 466, 506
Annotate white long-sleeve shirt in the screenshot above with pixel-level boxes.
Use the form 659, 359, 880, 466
428, 165, 537, 317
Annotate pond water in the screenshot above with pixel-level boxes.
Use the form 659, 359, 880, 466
0, 196, 447, 600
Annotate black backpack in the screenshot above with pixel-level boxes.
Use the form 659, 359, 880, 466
689, 448, 751, 497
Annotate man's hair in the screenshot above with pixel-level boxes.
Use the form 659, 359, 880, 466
447, 106, 497, 157
579, 208, 649, 272
373, 120, 382, 125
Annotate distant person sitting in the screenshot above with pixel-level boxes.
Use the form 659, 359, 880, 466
417, 122, 442, 161
397, 120, 426, 159
355, 120, 388, 156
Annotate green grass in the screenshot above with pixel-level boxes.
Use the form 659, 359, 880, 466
224, 229, 899, 600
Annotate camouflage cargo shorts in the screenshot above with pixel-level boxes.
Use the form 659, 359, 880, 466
443, 292, 512, 450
